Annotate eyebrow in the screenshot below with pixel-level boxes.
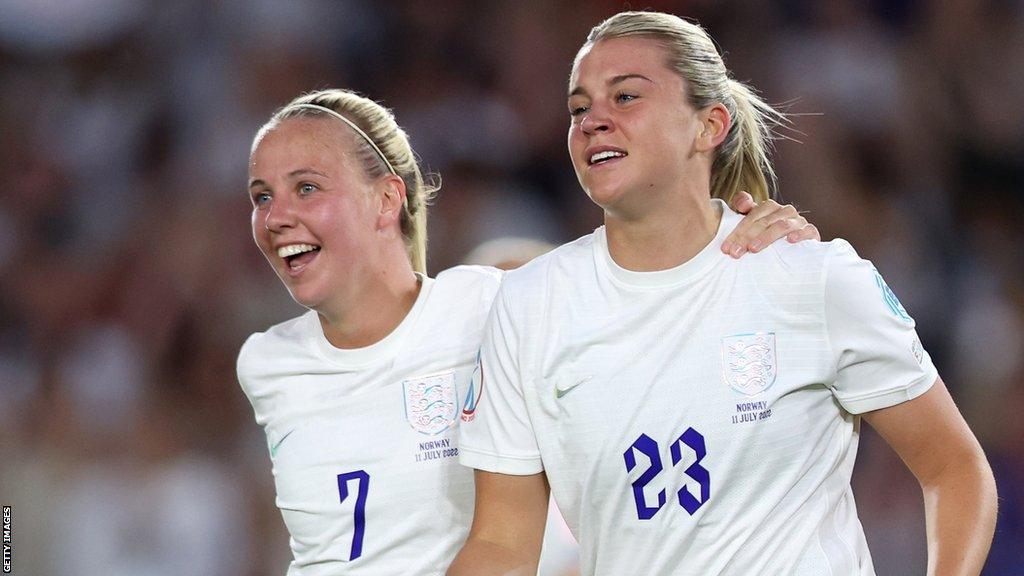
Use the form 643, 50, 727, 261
248, 168, 328, 189
568, 73, 654, 97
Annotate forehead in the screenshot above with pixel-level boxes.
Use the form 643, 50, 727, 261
250, 116, 359, 174
570, 36, 672, 88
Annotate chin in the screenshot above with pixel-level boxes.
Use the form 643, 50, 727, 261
285, 281, 328, 312
287, 292, 318, 311
584, 182, 628, 211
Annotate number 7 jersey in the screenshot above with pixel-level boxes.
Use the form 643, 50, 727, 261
238, 266, 503, 575
459, 200, 938, 576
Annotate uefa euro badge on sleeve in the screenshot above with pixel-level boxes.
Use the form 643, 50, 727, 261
873, 268, 913, 323
403, 371, 458, 435
461, 353, 483, 423
722, 332, 777, 396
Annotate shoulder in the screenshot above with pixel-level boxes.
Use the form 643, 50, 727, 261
746, 236, 859, 287
764, 237, 905, 320
432, 265, 505, 310
762, 236, 837, 269
779, 238, 876, 287
237, 310, 317, 385
816, 239, 913, 319
499, 233, 596, 297
724, 239, 869, 318
435, 264, 504, 293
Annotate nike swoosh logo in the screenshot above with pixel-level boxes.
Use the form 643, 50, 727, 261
555, 376, 592, 399
270, 429, 296, 458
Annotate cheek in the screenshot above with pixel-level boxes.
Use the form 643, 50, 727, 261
251, 210, 266, 243
317, 204, 369, 246
251, 210, 278, 259
567, 128, 586, 166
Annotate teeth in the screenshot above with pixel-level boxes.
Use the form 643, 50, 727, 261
590, 150, 625, 164
277, 244, 319, 258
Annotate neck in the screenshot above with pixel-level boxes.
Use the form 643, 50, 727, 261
317, 250, 422, 349
605, 195, 721, 272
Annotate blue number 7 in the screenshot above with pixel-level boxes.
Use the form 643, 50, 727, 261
337, 470, 370, 561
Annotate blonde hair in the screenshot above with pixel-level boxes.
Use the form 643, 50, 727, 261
254, 89, 437, 274
582, 11, 785, 203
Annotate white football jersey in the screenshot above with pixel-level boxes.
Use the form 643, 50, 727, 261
238, 266, 503, 576
460, 199, 938, 576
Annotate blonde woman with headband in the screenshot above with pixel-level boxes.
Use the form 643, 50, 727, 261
453, 11, 997, 576
238, 88, 818, 575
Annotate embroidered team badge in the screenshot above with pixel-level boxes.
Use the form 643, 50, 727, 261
461, 353, 484, 423
722, 332, 777, 396
403, 371, 458, 435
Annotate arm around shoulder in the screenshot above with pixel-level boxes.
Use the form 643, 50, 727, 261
447, 470, 550, 576
863, 377, 997, 576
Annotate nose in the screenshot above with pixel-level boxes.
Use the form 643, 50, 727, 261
580, 107, 612, 136
263, 195, 296, 233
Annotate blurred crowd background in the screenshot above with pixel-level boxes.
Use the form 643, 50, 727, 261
1, 0, 1022, 574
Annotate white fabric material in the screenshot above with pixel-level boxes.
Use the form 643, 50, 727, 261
460, 199, 937, 576
239, 266, 502, 576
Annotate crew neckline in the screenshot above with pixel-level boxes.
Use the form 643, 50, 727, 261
312, 273, 433, 368
595, 199, 739, 289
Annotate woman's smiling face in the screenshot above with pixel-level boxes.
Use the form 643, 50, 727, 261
567, 36, 706, 216
248, 116, 380, 311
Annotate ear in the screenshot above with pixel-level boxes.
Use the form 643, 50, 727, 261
695, 103, 731, 153
375, 174, 407, 231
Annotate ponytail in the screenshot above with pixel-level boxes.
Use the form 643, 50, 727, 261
407, 179, 432, 273
710, 80, 785, 205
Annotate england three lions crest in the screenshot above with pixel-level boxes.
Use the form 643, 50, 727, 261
722, 333, 777, 396
403, 371, 457, 435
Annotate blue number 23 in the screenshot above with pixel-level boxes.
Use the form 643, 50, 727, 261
623, 428, 710, 520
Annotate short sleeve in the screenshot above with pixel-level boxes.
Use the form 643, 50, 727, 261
458, 283, 543, 475
236, 333, 260, 403
825, 240, 938, 414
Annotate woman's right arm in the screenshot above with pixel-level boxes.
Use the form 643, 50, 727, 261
452, 273, 549, 574
447, 470, 550, 575
863, 378, 996, 576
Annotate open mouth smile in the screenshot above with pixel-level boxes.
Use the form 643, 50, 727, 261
277, 243, 321, 275
587, 147, 628, 167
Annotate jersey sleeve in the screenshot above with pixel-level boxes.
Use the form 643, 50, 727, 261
458, 281, 543, 475
824, 240, 939, 414
236, 333, 260, 402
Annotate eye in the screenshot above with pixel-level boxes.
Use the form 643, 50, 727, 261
252, 191, 271, 207
616, 92, 638, 104
569, 104, 589, 117
299, 183, 318, 195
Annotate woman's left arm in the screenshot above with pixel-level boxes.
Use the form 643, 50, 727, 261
862, 377, 997, 576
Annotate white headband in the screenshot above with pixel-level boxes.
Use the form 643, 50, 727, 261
283, 103, 398, 176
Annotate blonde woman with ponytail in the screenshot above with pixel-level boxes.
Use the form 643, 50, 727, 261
454, 11, 995, 576
237, 86, 814, 575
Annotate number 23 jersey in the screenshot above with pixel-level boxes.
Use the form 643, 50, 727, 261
238, 266, 502, 575
460, 201, 938, 576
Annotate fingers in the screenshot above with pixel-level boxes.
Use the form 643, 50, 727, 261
722, 200, 794, 255
751, 215, 806, 251
722, 201, 811, 258
721, 197, 781, 257
730, 190, 757, 215
786, 223, 820, 243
